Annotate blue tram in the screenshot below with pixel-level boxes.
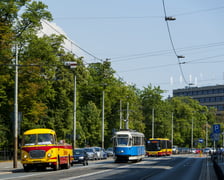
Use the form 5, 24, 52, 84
113, 129, 145, 162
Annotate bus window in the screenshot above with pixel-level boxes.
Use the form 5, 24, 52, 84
23, 134, 36, 146
37, 134, 54, 145
146, 141, 160, 151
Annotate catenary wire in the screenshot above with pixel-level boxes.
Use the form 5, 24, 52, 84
162, 0, 189, 85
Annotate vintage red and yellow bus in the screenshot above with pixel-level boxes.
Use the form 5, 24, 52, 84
21, 128, 73, 171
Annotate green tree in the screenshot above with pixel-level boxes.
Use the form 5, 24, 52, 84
80, 101, 101, 146
140, 85, 165, 139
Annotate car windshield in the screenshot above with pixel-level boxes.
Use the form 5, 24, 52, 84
74, 150, 83, 155
85, 148, 93, 152
95, 148, 100, 151
107, 148, 113, 151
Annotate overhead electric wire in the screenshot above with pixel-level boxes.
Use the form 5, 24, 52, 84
55, 15, 162, 20
54, 6, 224, 20
162, 0, 189, 85
110, 41, 224, 63
116, 53, 224, 73
42, 20, 103, 62
173, 6, 224, 17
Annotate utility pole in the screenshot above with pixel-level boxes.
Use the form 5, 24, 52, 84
13, 44, 18, 168
191, 117, 194, 150
64, 61, 77, 149
125, 102, 129, 129
120, 100, 122, 129
73, 75, 76, 148
102, 90, 105, 149
206, 121, 208, 147
152, 108, 154, 138
171, 112, 173, 148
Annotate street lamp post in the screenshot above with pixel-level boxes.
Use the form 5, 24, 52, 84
206, 121, 208, 147
13, 44, 18, 168
171, 112, 173, 148
64, 61, 77, 148
152, 108, 154, 138
191, 117, 194, 150
73, 75, 76, 148
102, 90, 104, 149
126, 102, 129, 129
120, 100, 122, 129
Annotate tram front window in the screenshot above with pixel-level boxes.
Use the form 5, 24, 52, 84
116, 135, 129, 146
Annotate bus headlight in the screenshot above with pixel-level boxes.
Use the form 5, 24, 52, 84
23, 154, 28, 159
47, 153, 52, 157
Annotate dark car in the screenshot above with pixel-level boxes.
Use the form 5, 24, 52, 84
71, 148, 88, 166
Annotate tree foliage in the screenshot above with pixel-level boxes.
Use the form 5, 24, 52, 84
0, 0, 221, 150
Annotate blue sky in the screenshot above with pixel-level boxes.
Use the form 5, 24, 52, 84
41, 0, 224, 98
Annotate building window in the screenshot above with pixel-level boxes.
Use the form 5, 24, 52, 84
218, 89, 224, 93
217, 105, 224, 111
216, 97, 222, 102
198, 91, 202, 95
208, 90, 213, 94
214, 89, 219, 94
205, 97, 210, 102
210, 97, 215, 102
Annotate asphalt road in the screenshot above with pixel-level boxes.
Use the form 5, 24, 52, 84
0, 154, 206, 180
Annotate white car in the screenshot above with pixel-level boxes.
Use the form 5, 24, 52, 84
191, 148, 196, 153
172, 146, 178, 154
93, 147, 104, 160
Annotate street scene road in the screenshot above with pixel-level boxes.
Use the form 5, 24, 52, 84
0, 154, 217, 180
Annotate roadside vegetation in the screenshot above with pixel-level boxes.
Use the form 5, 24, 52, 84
0, 0, 221, 150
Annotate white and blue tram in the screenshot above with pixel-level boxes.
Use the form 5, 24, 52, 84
113, 129, 145, 162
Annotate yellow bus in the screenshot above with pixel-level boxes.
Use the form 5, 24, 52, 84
21, 128, 73, 171
145, 138, 172, 156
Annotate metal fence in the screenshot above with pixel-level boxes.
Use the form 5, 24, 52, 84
0, 148, 13, 161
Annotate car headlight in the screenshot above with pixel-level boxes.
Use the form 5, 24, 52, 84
79, 156, 84, 160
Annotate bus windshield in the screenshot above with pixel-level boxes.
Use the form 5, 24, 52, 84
23, 133, 55, 146
146, 141, 160, 151
116, 135, 129, 146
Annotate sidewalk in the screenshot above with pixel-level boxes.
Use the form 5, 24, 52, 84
0, 160, 23, 173
211, 154, 224, 180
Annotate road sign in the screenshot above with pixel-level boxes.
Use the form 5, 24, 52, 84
64, 61, 77, 68
213, 124, 221, 134
210, 133, 220, 141
198, 138, 204, 143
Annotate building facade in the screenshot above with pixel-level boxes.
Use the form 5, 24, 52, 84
173, 85, 224, 115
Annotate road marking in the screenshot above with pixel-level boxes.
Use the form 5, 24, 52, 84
60, 163, 132, 180
60, 169, 111, 180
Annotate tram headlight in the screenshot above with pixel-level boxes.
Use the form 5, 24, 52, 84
117, 150, 124, 153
